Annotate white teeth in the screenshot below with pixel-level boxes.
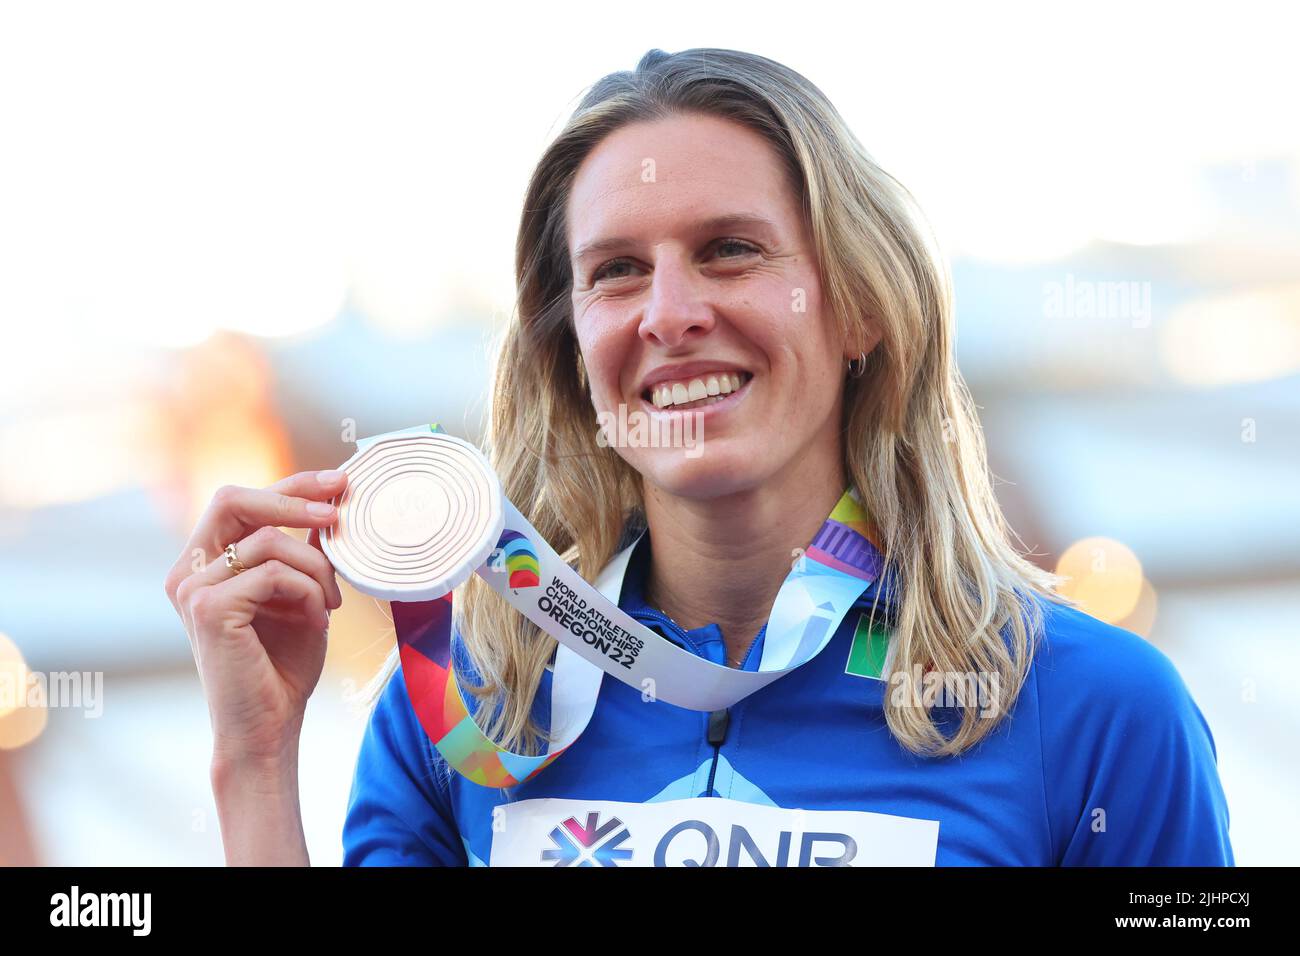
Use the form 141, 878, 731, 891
647, 372, 749, 408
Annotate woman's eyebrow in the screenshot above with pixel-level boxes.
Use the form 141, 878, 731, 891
572, 213, 780, 264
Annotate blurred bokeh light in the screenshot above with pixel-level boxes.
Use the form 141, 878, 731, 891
1055, 537, 1146, 625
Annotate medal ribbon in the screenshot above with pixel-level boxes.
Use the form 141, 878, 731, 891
337, 424, 886, 787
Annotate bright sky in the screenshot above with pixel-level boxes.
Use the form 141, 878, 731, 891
0, 0, 1296, 364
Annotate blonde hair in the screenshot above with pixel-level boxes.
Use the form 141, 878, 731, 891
365, 47, 1073, 758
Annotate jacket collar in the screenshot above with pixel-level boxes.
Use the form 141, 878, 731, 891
610, 515, 899, 646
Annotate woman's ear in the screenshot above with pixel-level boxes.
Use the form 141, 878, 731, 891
844, 323, 883, 377
850, 321, 884, 360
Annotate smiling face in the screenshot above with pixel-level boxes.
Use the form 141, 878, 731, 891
567, 111, 852, 500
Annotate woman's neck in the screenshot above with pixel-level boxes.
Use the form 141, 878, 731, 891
641, 456, 848, 668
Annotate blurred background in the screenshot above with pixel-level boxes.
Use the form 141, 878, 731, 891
1, 1, 1296, 865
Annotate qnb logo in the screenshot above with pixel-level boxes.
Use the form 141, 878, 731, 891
540, 812, 859, 867
655, 822, 858, 867
542, 812, 633, 867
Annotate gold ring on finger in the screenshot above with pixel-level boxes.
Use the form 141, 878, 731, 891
223, 542, 248, 574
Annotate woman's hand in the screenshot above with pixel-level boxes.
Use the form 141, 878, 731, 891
163, 470, 347, 766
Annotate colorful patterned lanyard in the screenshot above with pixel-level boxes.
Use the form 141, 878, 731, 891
323, 424, 886, 787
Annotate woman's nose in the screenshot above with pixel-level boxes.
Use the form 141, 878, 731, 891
637, 255, 716, 347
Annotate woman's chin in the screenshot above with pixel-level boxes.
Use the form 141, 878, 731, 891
635, 446, 763, 500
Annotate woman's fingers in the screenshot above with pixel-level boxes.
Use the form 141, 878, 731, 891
176, 524, 343, 618
172, 471, 347, 585
190, 559, 328, 651
266, 469, 346, 498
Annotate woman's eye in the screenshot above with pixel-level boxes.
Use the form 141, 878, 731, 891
590, 239, 759, 283
715, 238, 759, 258
592, 258, 635, 282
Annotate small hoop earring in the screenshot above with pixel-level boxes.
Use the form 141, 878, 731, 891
847, 350, 866, 379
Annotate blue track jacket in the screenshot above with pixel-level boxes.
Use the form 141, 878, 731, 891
342, 525, 1234, 866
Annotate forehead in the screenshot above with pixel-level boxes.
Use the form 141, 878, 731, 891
566, 113, 797, 251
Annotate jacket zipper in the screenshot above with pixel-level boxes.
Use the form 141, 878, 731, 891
629, 605, 740, 799
705, 707, 730, 796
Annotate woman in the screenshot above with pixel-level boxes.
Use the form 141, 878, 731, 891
165, 48, 1233, 866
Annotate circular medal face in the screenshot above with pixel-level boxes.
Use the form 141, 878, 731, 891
321, 430, 504, 601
